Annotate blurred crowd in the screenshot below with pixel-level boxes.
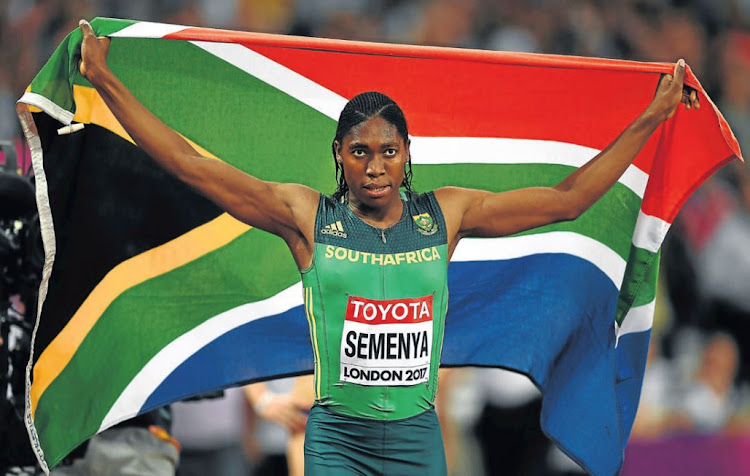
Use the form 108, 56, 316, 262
2, 0, 750, 148
2, 0, 749, 475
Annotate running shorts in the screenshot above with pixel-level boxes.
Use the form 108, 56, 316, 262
304, 404, 447, 476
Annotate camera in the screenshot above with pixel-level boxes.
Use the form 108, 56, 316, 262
1, 140, 43, 474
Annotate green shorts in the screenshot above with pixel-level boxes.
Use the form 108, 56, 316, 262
304, 404, 447, 476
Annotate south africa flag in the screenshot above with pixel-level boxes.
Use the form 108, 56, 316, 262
17, 17, 741, 475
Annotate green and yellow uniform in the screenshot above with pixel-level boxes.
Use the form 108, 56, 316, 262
301, 191, 449, 475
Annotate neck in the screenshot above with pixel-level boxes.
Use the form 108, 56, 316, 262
348, 194, 403, 228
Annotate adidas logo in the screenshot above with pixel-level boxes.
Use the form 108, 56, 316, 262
321, 221, 348, 238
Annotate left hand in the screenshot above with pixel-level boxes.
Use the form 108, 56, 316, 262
649, 59, 700, 122
79, 19, 111, 84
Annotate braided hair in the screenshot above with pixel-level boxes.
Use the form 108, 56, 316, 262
332, 92, 414, 201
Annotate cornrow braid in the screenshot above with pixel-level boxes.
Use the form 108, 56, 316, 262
332, 92, 413, 201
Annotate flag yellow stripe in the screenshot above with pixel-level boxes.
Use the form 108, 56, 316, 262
23, 85, 43, 112
31, 213, 251, 416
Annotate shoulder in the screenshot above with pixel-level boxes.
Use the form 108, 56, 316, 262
431, 187, 491, 242
270, 184, 321, 240
433, 186, 485, 211
273, 183, 321, 211
274, 182, 320, 200
403, 189, 434, 201
403, 189, 443, 211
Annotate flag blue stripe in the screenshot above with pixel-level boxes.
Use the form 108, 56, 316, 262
446, 256, 627, 475
141, 307, 313, 409
141, 252, 624, 476
444, 254, 618, 373
614, 329, 651, 442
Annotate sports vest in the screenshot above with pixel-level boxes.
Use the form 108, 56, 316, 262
301, 191, 449, 420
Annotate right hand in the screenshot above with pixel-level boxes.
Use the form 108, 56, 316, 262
648, 59, 700, 123
256, 393, 308, 433
78, 19, 111, 82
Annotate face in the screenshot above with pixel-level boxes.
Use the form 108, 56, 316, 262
335, 115, 410, 211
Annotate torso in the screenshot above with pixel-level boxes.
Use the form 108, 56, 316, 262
301, 191, 449, 420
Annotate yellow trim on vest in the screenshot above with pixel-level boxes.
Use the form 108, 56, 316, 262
305, 286, 322, 399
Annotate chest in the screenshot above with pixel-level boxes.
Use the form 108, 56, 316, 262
314, 212, 447, 298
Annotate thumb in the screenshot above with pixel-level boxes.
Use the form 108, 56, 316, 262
672, 58, 686, 85
79, 19, 95, 37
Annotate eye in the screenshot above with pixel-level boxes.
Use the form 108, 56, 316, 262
384, 149, 397, 157
352, 149, 366, 157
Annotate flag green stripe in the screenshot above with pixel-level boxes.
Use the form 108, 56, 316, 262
416, 164, 641, 260
616, 247, 659, 325
72, 38, 340, 190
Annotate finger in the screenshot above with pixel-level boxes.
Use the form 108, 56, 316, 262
680, 90, 692, 109
99, 35, 112, 54
681, 87, 700, 110
289, 410, 305, 426
282, 413, 305, 432
79, 19, 95, 37
277, 414, 295, 430
271, 409, 291, 425
292, 399, 311, 410
690, 89, 700, 110
291, 415, 307, 432
282, 409, 305, 428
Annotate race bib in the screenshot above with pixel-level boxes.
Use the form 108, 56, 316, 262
340, 295, 433, 386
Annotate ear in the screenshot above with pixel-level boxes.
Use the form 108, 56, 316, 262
405, 137, 411, 161
333, 140, 343, 164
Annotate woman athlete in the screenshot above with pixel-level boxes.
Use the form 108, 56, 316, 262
78, 19, 698, 476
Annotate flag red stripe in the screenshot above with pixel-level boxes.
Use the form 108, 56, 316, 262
161, 27, 742, 222
165, 27, 678, 74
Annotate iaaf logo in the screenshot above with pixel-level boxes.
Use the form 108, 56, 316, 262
346, 295, 433, 324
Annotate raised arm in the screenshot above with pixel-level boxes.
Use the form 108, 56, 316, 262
78, 20, 318, 267
436, 59, 699, 255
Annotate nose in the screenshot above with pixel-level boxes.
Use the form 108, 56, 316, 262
366, 156, 385, 177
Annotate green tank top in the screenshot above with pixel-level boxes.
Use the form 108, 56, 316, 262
300, 191, 449, 420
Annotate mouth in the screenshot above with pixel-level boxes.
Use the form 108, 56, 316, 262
363, 184, 391, 198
